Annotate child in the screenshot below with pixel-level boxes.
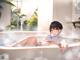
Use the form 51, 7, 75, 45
42, 21, 67, 48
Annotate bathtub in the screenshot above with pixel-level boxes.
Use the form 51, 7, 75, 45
0, 31, 80, 60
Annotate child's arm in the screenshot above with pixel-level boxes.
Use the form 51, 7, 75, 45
41, 38, 60, 46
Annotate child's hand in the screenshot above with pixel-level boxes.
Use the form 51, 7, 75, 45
58, 40, 68, 53
60, 40, 68, 47
58, 43, 68, 48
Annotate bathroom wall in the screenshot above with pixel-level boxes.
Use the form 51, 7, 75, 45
53, 0, 79, 38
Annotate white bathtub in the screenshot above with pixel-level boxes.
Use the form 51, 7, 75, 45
0, 31, 80, 60
0, 45, 80, 60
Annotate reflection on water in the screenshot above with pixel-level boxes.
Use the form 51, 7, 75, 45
0, 31, 80, 46
0, 32, 47, 46
0, 32, 28, 46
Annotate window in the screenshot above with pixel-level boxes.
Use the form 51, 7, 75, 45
7, 0, 38, 31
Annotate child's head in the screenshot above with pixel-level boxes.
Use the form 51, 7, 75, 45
49, 21, 63, 36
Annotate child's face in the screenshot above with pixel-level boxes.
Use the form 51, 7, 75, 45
50, 28, 61, 36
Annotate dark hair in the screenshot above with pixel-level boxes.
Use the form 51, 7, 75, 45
49, 21, 63, 32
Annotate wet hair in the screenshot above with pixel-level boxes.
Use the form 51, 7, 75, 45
49, 21, 63, 32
